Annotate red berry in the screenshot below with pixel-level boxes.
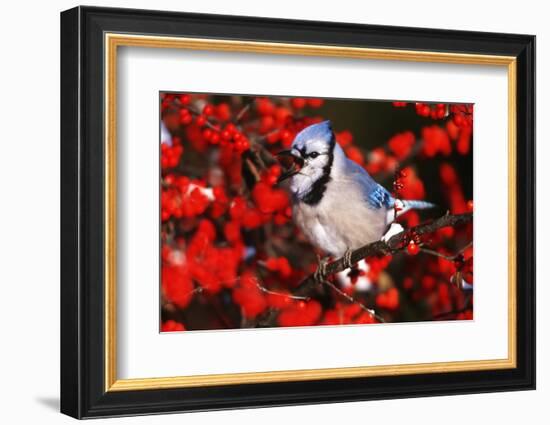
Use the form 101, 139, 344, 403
202, 128, 212, 141
407, 241, 420, 255
221, 129, 232, 140
179, 109, 192, 124
203, 104, 214, 115
225, 123, 237, 134
307, 98, 324, 108
216, 103, 231, 121
259, 115, 275, 133
266, 174, 278, 185
420, 105, 431, 117
164, 174, 175, 185
210, 132, 220, 144
256, 98, 275, 115
280, 130, 294, 147
240, 139, 250, 151
291, 97, 307, 109
196, 115, 206, 127
453, 114, 465, 126
161, 320, 186, 332
269, 164, 281, 178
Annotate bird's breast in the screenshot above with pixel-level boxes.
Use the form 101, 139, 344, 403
292, 184, 389, 258
293, 200, 346, 257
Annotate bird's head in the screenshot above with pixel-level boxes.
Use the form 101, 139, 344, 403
277, 120, 341, 202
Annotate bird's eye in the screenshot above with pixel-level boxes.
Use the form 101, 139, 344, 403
309, 152, 320, 159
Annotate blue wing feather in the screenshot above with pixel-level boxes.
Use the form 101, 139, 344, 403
343, 157, 435, 212
344, 158, 393, 210
367, 185, 393, 209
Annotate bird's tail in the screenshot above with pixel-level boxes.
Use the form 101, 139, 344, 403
402, 200, 436, 211
394, 199, 437, 218
385, 199, 436, 223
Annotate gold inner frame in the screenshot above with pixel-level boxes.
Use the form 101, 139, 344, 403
104, 33, 517, 392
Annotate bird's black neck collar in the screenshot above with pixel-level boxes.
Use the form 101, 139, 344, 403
300, 134, 336, 206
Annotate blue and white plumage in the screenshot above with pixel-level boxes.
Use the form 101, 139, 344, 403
278, 120, 434, 259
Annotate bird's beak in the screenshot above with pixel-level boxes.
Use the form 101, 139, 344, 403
276, 150, 304, 183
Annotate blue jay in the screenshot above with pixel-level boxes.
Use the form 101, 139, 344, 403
278, 120, 434, 279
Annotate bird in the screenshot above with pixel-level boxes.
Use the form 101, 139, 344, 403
277, 120, 435, 280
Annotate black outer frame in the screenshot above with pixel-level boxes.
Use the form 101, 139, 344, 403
60, 5, 535, 419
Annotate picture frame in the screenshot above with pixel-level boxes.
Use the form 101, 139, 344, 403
60, 5, 535, 419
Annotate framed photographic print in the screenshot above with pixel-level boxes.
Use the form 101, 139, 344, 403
60, 6, 535, 419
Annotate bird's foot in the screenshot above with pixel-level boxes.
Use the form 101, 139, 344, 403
382, 222, 404, 243
343, 248, 354, 269
314, 255, 330, 283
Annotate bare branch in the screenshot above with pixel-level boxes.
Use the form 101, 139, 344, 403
322, 279, 386, 323
235, 102, 252, 123
420, 241, 473, 261
244, 157, 261, 183
255, 281, 310, 301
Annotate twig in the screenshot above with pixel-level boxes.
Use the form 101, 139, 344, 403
161, 286, 203, 310
235, 102, 252, 123
420, 241, 472, 261
322, 279, 386, 323
186, 105, 220, 131
251, 148, 267, 170
255, 282, 310, 301
244, 157, 262, 183
258, 127, 280, 139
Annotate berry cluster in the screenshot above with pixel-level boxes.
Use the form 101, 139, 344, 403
363, 101, 474, 177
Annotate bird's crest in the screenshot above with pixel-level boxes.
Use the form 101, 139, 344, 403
293, 120, 334, 150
